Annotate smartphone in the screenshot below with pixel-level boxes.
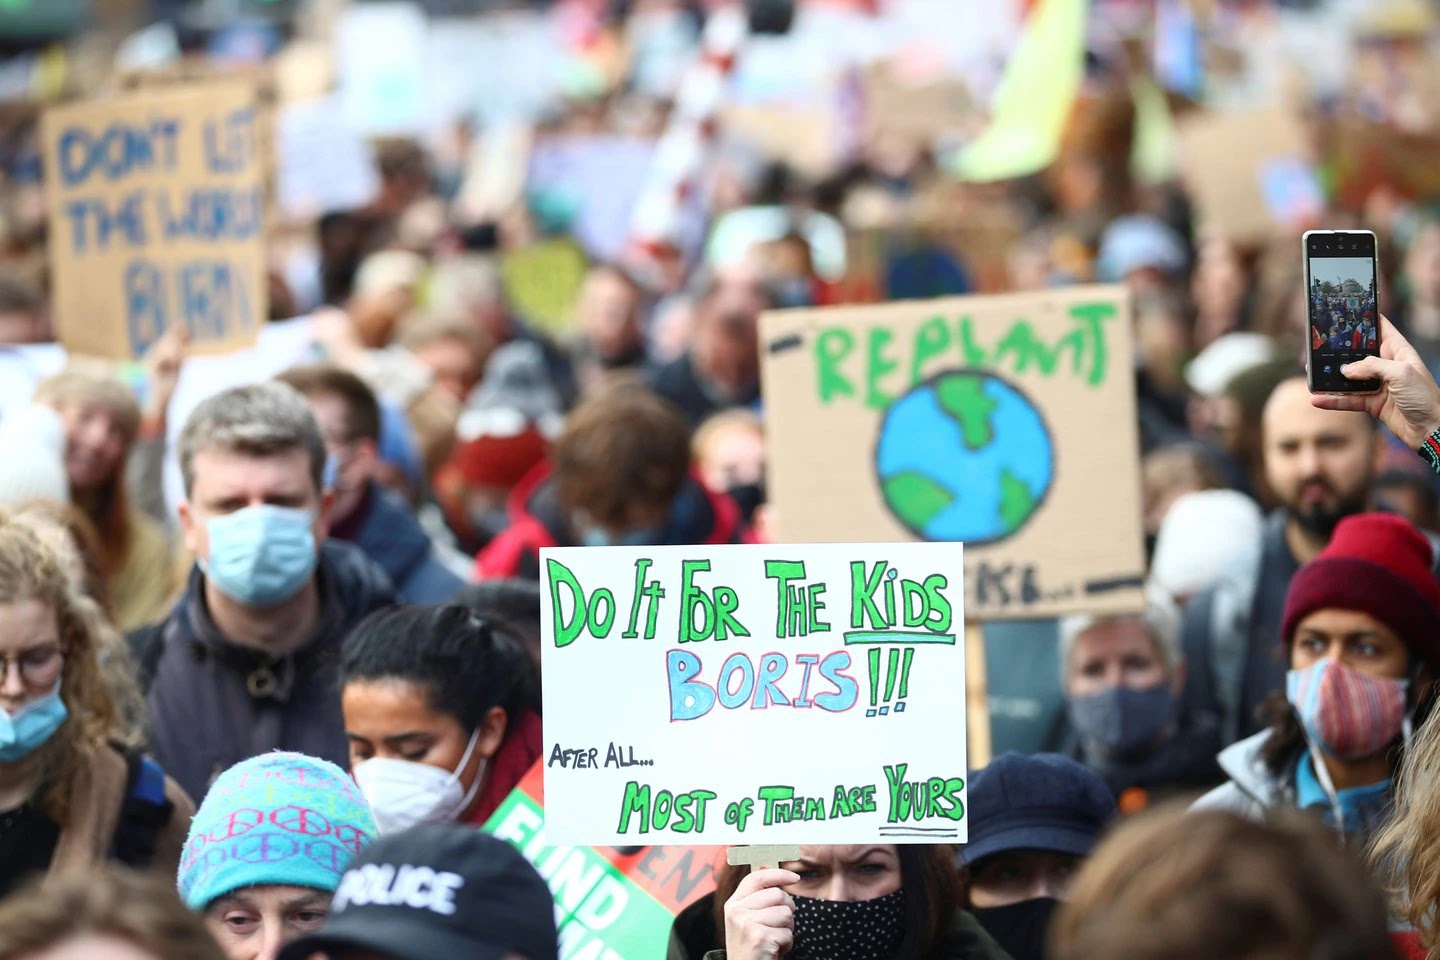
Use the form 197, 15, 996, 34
1304, 229, 1380, 394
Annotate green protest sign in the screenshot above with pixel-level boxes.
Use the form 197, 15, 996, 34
485, 762, 724, 958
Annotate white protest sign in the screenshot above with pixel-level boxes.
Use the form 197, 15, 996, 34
277, 96, 378, 220
541, 542, 968, 847
335, 2, 427, 135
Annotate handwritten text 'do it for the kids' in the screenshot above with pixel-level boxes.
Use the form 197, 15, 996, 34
547, 557, 956, 720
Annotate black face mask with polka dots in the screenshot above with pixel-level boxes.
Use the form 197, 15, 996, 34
790, 889, 906, 960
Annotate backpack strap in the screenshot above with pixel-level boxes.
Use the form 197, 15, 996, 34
110, 745, 174, 870
124, 622, 168, 694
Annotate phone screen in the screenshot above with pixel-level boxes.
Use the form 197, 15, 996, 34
1306, 231, 1379, 393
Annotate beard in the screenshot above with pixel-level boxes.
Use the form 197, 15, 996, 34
1289, 482, 1369, 539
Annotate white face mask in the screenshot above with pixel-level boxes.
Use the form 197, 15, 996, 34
353, 728, 485, 835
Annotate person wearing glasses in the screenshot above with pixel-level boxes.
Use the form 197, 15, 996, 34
0, 511, 193, 898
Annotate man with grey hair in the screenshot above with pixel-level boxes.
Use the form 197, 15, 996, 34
1058, 587, 1222, 809
127, 382, 395, 801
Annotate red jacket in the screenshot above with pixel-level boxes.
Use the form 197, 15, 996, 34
474, 463, 744, 580
1393, 931, 1426, 960
466, 709, 544, 827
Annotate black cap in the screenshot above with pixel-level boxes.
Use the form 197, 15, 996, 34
278, 825, 558, 960
960, 752, 1116, 868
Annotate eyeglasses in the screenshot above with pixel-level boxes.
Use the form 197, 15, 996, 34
0, 646, 63, 688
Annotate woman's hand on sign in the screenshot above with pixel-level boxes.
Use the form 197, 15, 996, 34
724, 868, 800, 960
1312, 313, 1440, 448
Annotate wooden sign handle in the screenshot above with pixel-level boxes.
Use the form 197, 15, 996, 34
966, 621, 992, 768
727, 845, 803, 869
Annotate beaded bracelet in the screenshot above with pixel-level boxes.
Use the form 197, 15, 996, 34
1420, 428, 1440, 472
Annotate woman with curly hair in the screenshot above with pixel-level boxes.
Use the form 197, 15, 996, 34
0, 510, 192, 898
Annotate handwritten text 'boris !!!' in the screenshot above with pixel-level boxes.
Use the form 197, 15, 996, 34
549, 557, 956, 721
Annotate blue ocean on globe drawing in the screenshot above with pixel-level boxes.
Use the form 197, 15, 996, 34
875, 371, 1054, 545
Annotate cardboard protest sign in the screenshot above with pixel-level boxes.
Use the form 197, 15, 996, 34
861, 63, 975, 145
42, 82, 265, 359
719, 103, 840, 180
541, 542, 967, 847
1174, 107, 1309, 245
486, 762, 723, 957
761, 286, 1144, 620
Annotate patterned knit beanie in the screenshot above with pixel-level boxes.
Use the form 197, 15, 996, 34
178, 752, 378, 910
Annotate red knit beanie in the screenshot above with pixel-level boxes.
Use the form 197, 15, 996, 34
1281, 512, 1440, 667
448, 427, 549, 489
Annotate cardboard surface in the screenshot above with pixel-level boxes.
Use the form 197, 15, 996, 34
761, 285, 1144, 620
719, 102, 839, 179
42, 82, 265, 359
1175, 106, 1310, 244
861, 63, 975, 144
540, 542, 968, 846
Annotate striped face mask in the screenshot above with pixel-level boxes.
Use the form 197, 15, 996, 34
1286, 659, 1409, 760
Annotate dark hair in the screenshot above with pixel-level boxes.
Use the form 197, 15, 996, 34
552, 385, 693, 528
0, 267, 42, 316
275, 363, 383, 444
340, 605, 540, 731
1226, 360, 1299, 421
709, 845, 961, 960
452, 579, 543, 656
375, 137, 430, 183
1376, 470, 1440, 517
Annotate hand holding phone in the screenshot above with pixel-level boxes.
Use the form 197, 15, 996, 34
1304, 230, 1380, 394
1311, 313, 1440, 449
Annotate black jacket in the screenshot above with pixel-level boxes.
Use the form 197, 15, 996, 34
336, 483, 463, 604
1061, 712, 1225, 806
128, 541, 395, 802
645, 353, 760, 427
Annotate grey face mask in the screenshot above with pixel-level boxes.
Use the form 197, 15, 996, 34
1067, 683, 1177, 759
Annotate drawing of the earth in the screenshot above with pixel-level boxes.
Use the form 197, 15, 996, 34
875, 371, 1053, 545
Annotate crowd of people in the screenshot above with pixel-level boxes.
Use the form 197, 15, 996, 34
11, 0, 1440, 959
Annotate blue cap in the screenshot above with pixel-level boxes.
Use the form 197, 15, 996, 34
961, 752, 1115, 868
1097, 214, 1187, 282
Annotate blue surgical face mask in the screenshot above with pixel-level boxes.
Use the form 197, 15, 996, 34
574, 513, 664, 548
0, 681, 68, 762
203, 505, 318, 607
